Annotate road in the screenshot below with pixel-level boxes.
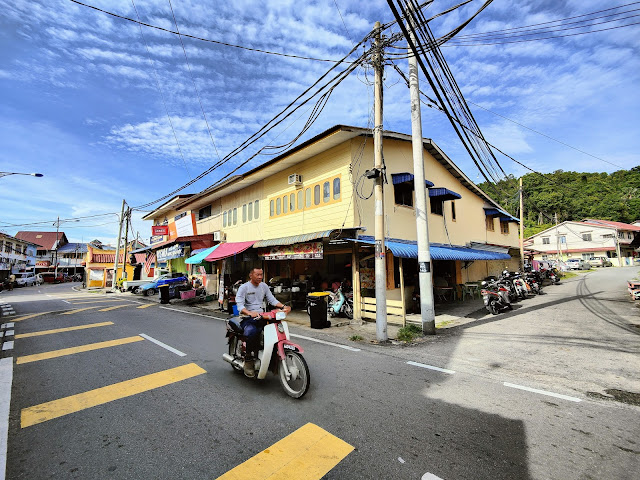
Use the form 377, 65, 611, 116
0, 269, 638, 479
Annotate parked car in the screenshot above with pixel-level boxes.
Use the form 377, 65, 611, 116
15, 272, 36, 287
587, 256, 612, 267
565, 259, 591, 270
41, 272, 65, 283
35, 273, 44, 285
140, 273, 188, 296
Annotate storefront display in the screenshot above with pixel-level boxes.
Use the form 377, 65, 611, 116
258, 242, 323, 260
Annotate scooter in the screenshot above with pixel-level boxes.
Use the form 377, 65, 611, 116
223, 309, 310, 398
481, 280, 513, 315
327, 282, 353, 319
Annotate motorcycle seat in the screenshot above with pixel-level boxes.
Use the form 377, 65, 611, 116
226, 317, 244, 335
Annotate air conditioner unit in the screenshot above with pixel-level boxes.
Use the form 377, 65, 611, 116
213, 231, 221, 242
288, 174, 303, 186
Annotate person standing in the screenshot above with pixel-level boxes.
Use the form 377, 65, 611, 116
235, 267, 290, 377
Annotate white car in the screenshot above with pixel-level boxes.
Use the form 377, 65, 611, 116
15, 272, 37, 287
565, 259, 590, 270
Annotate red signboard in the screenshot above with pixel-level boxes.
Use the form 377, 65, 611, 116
152, 226, 169, 236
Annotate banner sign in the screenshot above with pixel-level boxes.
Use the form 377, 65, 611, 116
150, 235, 164, 245
258, 242, 323, 260
36, 260, 51, 267
175, 213, 196, 237
157, 243, 185, 262
152, 226, 169, 236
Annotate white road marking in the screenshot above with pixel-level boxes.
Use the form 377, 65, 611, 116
407, 361, 455, 375
139, 334, 187, 357
159, 306, 222, 320
290, 334, 361, 352
62, 300, 70, 304
1, 342, 13, 351
398, 457, 405, 464
503, 382, 582, 402
422, 473, 444, 480
0, 357, 13, 480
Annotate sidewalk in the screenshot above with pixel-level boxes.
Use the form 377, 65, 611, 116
74, 286, 490, 345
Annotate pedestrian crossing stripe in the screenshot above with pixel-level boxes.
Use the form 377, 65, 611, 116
15, 322, 114, 339
98, 305, 133, 312
215, 423, 354, 480
16, 336, 145, 365
21, 363, 206, 428
60, 307, 100, 315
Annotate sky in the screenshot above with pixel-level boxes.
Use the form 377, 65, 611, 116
1, 0, 638, 245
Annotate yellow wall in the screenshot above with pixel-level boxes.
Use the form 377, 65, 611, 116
194, 199, 223, 235
353, 138, 520, 248
220, 182, 264, 242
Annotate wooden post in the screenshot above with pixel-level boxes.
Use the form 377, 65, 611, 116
399, 257, 406, 327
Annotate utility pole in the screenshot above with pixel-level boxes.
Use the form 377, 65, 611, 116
54, 216, 59, 278
112, 199, 126, 291
373, 21, 388, 342
554, 212, 559, 261
122, 207, 130, 281
407, 15, 435, 335
519, 177, 524, 270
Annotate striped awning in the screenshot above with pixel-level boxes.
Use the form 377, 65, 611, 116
428, 187, 461, 200
349, 236, 511, 261
253, 230, 335, 248
391, 172, 435, 188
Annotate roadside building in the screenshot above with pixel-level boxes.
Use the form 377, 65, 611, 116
84, 243, 146, 288
0, 232, 39, 281
525, 219, 640, 267
143, 125, 521, 323
15, 231, 69, 273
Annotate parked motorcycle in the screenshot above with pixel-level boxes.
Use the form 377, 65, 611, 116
327, 281, 353, 319
481, 280, 513, 315
223, 309, 310, 398
524, 271, 542, 295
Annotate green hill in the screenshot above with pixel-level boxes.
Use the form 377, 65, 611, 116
478, 166, 640, 238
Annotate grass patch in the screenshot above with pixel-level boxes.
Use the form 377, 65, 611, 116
397, 324, 423, 342
349, 335, 363, 341
436, 320, 454, 329
562, 271, 577, 279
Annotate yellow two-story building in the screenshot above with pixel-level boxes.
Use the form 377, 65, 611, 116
143, 125, 520, 322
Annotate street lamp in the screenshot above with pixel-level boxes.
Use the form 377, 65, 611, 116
0, 172, 44, 178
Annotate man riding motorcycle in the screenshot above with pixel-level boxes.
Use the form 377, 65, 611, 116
235, 267, 291, 378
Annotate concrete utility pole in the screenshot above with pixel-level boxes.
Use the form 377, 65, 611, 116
112, 199, 126, 291
407, 20, 435, 335
54, 216, 59, 278
122, 208, 130, 281
373, 21, 388, 342
519, 177, 524, 270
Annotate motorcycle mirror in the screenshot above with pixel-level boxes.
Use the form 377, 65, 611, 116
481, 281, 487, 286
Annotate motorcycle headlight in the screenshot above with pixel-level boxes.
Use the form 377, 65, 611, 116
277, 323, 285, 333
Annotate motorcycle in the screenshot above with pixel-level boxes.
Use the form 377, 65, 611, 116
223, 309, 310, 399
481, 279, 513, 315
524, 271, 542, 295
327, 282, 353, 319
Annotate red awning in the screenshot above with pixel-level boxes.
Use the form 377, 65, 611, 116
204, 241, 256, 261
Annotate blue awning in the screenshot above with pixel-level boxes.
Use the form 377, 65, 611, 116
428, 187, 461, 201
391, 172, 434, 188
349, 236, 511, 261
185, 245, 218, 264
484, 207, 519, 223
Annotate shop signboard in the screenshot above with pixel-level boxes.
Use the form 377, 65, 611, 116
157, 243, 185, 262
175, 213, 197, 237
149, 235, 164, 245
259, 242, 323, 260
152, 225, 169, 236
36, 260, 51, 267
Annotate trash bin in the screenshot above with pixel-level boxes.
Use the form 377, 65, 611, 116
307, 292, 331, 329
159, 284, 171, 304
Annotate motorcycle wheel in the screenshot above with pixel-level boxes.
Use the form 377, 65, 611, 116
488, 299, 499, 315
279, 351, 310, 399
228, 337, 243, 373
507, 303, 513, 310
343, 301, 353, 319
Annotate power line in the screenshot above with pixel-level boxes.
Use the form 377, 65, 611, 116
69, 0, 358, 63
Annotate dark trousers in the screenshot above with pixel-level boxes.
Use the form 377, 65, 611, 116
240, 316, 261, 358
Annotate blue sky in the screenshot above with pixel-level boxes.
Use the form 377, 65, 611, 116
1, 0, 638, 245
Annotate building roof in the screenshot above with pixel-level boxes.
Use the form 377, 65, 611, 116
141, 194, 195, 221
0, 232, 41, 247
14, 231, 67, 250
171, 124, 512, 216
57, 242, 88, 253
581, 219, 640, 232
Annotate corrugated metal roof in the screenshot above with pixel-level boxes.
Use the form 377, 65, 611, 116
391, 172, 435, 188
253, 230, 334, 248
350, 236, 511, 261
483, 207, 519, 223
57, 243, 88, 253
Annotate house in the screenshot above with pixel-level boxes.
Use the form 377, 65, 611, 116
0, 232, 40, 281
84, 241, 147, 288
15, 231, 69, 272
525, 219, 640, 267
142, 125, 521, 322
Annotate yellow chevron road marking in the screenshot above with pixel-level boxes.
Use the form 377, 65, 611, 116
70, 300, 122, 305
98, 304, 133, 312
12, 312, 54, 322
15, 322, 114, 339
216, 423, 354, 480
21, 363, 206, 428
16, 336, 144, 365
60, 307, 100, 315
136, 304, 155, 309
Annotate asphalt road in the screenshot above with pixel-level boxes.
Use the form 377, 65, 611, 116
1, 273, 638, 479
